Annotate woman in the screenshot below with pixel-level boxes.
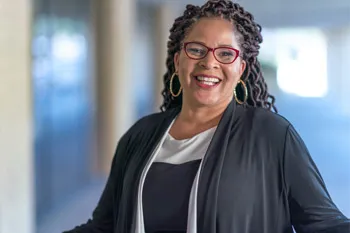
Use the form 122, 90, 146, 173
64, 0, 350, 232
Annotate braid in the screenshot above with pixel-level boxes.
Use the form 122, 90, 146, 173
160, 0, 277, 113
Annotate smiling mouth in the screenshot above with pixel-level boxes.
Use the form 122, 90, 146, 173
194, 75, 222, 86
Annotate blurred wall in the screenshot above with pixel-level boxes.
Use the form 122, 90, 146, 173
0, 0, 34, 233
94, 0, 136, 173
152, 3, 180, 111
325, 26, 350, 116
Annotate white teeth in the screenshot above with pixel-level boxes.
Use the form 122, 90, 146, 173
196, 76, 220, 83
202, 81, 215, 86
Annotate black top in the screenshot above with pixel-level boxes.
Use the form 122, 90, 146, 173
63, 101, 350, 233
143, 160, 201, 233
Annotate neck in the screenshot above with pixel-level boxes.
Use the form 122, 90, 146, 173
178, 98, 232, 127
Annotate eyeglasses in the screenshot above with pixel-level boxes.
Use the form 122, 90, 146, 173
183, 42, 240, 64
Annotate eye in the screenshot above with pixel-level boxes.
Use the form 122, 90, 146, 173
188, 48, 206, 56
185, 42, 208, 58
218, 51, 234, 57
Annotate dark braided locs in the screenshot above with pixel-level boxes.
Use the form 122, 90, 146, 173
160, 0, 277, 113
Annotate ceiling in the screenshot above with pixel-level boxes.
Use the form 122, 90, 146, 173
138, 0, 350, 28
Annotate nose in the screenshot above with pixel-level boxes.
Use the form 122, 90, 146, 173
199, 51, 219, 69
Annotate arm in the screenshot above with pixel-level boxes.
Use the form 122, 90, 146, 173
62, 134, 129, 233
283, 125, 350, 233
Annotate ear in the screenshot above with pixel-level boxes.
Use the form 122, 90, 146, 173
239, 59, 246, 78
174, 52, 180, 72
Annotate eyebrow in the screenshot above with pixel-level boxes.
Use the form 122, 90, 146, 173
189, 40, 234, 48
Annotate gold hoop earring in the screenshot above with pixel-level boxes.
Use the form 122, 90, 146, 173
234, 79, 248, 104
169, 72, 182, 97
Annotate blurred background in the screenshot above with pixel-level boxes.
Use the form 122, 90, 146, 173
0, 0, 349, 232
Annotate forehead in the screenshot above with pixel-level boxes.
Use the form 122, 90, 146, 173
185, 17, 238, 47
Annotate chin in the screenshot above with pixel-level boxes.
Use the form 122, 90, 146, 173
191, 96, 222, 108
183, 87, 232, 108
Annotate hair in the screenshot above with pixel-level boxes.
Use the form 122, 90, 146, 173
160, 0, 277, 113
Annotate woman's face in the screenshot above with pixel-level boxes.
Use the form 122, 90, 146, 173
174, 17, 246, 109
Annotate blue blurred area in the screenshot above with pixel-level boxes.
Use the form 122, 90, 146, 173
32, 0, 96, 225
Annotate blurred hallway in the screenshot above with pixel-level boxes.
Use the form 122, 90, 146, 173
1, 0, 349, 232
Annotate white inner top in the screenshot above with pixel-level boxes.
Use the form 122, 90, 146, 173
154, 126, 217, 164
134, 119, 217, 233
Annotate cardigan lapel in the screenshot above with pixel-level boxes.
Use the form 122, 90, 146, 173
196, 100, 237, 233
115, 107, 180, 233
133, 118, 177, 233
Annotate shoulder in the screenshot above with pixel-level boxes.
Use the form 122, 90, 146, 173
233, 106, 305, 166
121, 107, 179, 142
235, 105, 292, 140
131, 108, 177, 131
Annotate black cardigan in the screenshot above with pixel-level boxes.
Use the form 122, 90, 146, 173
64, 101, 350, 233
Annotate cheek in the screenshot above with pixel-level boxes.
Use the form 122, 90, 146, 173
223, 65, 241, 83
178, 56, 196, 77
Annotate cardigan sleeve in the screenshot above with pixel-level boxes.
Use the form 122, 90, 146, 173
283, 124, 350, 233
62, 133, 130, 233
